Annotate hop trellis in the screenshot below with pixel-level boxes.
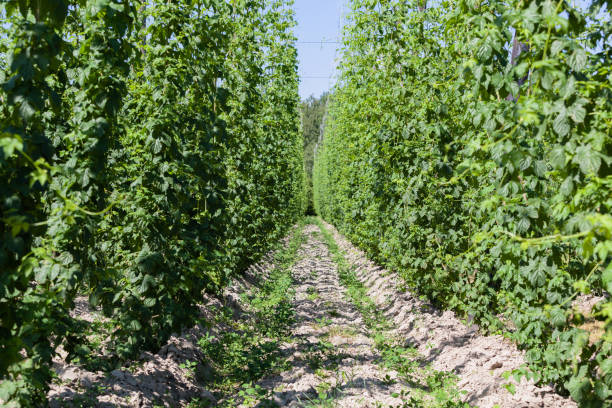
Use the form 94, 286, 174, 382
314, 0, 611, 404
0, 0, 304, 405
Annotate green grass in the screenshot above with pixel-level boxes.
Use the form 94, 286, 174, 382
195, 221, 307, 407
306, 286, 319, 301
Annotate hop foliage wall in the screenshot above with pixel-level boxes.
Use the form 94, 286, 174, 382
0, 0, 304, 405
314, 0, 611, 405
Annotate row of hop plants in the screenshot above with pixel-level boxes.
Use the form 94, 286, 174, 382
314, 0, 610, 405
0, 0, 305, 405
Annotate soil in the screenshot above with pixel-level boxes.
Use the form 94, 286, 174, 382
48, 247, 282, 408
322, 221, 577, 408
48, 222, 578, 408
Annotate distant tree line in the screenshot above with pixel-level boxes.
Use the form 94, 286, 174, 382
300, 93, 328, 214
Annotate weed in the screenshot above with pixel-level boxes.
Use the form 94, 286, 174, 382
314, 316, 333, 327
306, 286, 319, 301
196, 222, 306, 406
179, 360, 197, 379
326, 325, 356, 339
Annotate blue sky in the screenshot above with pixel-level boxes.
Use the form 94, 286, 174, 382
293, 0, 347, 100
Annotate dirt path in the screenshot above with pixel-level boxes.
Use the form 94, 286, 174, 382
251, 224, 407, 407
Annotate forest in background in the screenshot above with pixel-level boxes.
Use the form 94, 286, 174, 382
300, 93, 328, 214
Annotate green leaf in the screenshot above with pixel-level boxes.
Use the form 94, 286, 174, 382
548, 146, 566, 169
129, 320, 142, 331
572, 145, 601, 175
139, 275, 155, 294
18, 99, 36, 120
573, 280, 590, 294
602, 264, 612, 294
549, 307, 566, 327
550, 40, 564, 56
517, 217, 531, 232
112, 292, 123, 304
601, 358, 612, 377
0, 136, 24, 158
553, 114, 570, 137
565, 368, 591, 401
519, 156, 532, 171
477, 43, 492, 61
89, 292, 100, 307
143, 298, 156, 307
541, 71, 554, 90
568, 103, 586, 123
560, 176, 573, 196
534, 160, 548, 177
568, 49, 587, 72
0, 380, 18, 401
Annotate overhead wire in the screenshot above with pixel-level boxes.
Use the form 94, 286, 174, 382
296, 1, 346, 92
